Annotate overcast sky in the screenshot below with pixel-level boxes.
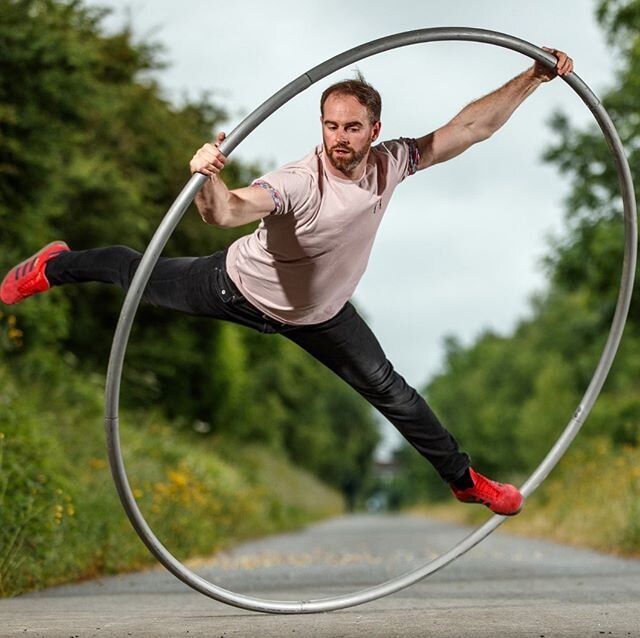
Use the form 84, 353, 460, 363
88, 1, 617, 452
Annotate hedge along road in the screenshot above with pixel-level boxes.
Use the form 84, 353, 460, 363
2, 513, 640, 637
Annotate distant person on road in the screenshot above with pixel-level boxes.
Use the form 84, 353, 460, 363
1, 48, 574, 516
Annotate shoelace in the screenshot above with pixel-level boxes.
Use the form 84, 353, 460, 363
17, 270, 45, 294
473, 475, 502, 500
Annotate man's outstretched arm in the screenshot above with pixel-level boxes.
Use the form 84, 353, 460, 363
415, 47, 573, 171
190, 132, 274, 228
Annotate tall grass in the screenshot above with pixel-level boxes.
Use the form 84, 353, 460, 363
415, 437, 640, 556
507, 437, 640, 554
0, 357, 342, 597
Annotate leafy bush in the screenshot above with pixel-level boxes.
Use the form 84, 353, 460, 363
0, 357, 343, 597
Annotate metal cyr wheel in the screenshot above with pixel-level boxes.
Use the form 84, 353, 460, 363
104, 27, 637, 614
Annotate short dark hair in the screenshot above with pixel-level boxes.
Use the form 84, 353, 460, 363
320, 72, 381, 124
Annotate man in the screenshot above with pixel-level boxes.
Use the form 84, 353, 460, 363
1, 48, 574, 516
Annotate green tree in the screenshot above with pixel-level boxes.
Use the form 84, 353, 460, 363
0, 0, 380, 503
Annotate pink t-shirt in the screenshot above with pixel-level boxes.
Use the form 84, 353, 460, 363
226, 138, 419, 325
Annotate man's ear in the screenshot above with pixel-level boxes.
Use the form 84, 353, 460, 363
372, 120, 381, 142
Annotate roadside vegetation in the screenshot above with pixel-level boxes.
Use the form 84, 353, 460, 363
0, 0, 375, 597
410, 437, 640, 557
0, 354, 342, 597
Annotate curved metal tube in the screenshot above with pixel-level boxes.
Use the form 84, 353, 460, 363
104, 27, 637, 614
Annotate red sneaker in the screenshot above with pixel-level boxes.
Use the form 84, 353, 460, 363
0, 241, 70, 305
451, 468, 523, 516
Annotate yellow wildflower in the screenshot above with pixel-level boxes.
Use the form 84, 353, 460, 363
167, 470, 189, 488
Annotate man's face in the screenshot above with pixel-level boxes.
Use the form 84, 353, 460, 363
321, 93, 381, 177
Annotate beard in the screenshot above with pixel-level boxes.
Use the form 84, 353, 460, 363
326, 142, 368, 175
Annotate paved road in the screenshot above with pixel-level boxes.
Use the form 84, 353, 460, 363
2, 514, 640, 637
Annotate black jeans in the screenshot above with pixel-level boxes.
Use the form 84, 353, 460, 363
47, 246, 470, 482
